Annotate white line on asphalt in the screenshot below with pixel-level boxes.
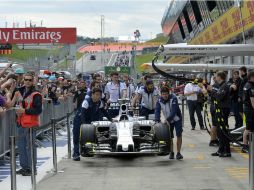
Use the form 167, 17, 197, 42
107, 53, 117, 66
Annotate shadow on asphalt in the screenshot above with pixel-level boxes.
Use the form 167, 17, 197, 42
80, 155, 174, 168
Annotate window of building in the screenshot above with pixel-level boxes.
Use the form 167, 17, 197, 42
216, 1, 225, 15
190, 1, 202, 24
183, 8, 193, 33
206, 0, 217, 12
177, 18, 186, 40
250, 56, 254, 65
199, 1, 212, 27
227, 0, 234, 8
215, 59, 221, 64
222, 56, 228, 64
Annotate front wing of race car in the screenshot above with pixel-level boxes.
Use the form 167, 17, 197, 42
80, 120, 171, 157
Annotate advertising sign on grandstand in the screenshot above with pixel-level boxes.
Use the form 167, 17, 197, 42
167, 0, 254, 64
105, 66, 130, 75
0, 28, 76, 44
191, 2, 254, 45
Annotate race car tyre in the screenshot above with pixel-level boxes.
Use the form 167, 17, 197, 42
154, 123, 171, 142
80, 124, 96, 144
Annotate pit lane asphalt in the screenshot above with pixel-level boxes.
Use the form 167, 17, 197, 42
76, 52, 114, 73
37, 115, 248, 190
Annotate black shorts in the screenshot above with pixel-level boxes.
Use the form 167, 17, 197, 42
162, 121, 183, 138
244, 107, 254, 132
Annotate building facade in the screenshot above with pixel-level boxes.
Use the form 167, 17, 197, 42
161, 0, 254, 66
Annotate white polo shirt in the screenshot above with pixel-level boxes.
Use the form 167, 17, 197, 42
104, 81, 126, 102
125, 84, 135, 99
138, 86, 159, 110
184, 83, 201, 101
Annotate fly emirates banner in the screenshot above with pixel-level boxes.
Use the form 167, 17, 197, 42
0, 28, 76, 44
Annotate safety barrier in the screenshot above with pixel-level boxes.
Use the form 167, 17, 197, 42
0, 109, 17, 158
0, 96, 75, 159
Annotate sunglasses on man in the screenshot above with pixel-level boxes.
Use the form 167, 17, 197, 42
24, 78, 33, 82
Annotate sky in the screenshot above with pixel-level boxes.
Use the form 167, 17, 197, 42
0, 0, 170, 39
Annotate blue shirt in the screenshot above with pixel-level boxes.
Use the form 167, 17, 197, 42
81, 97, 110, 124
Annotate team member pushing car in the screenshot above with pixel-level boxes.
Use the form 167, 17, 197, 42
154, 87, 183, 160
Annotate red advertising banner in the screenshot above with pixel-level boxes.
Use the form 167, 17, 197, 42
0, 28, 76, 44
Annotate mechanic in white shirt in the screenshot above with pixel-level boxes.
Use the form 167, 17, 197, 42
184, 79, 204, 130
122, 74, 135, 99
134, 74, 152, 94
104, 72, 127, 118
132, 79, 159, 119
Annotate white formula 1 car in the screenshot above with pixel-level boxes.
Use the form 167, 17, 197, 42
80, 99, 172, 157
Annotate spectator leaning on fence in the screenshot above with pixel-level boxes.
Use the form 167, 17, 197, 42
16, 72, 43, 176
0, 94, 6, 115
0, 73, 19, 111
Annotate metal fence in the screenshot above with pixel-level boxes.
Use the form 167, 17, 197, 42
0, 96, 74, 159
